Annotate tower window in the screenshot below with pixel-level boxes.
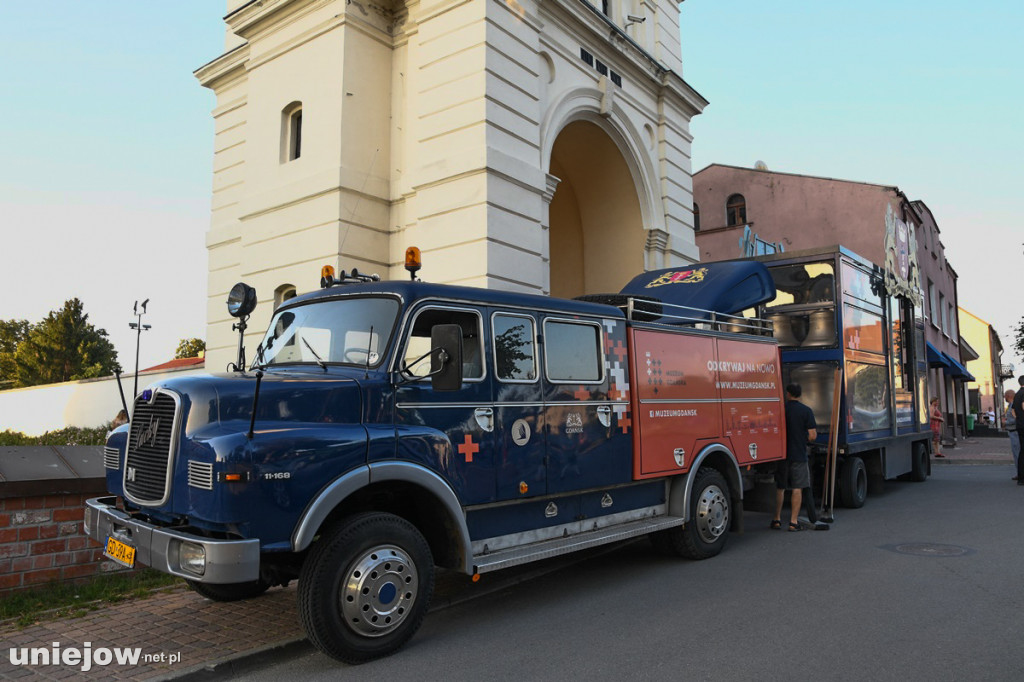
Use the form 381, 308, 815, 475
693, 203, 700, 231
726, 194, 747, 226
281, 102, 303, 163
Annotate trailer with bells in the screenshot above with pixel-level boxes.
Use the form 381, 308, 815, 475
85, 252, 790, 663
748, 244, 935, 513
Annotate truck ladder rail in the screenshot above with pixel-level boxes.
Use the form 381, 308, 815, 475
471, 515, 684, 574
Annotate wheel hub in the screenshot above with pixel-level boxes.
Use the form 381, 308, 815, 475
341, 544, 418, 637
695, 484, 729, 543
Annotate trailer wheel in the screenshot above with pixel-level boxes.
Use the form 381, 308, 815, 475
650, 468, 730, 560
186, 578, 271, 602
838, 456, 867, 508
298, 512, 434, 664
910, 442, 929, 482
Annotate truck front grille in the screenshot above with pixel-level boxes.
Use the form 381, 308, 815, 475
124, 391, 179, 504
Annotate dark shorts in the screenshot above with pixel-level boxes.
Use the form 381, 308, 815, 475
775, 460, 810, 490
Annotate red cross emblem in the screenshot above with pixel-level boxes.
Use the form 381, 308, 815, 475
574, 386, 591, 401
458, 434, 479, 463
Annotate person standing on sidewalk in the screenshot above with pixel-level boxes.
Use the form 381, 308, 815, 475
1003, 389, 1019, 480
772, 383, 817, 532
930, 397, 945, 458
1011, 377, 1024, 485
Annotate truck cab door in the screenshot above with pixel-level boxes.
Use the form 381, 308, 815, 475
394, 305, 495, 505
490, 310, 545, 501
541, 316, 633, 494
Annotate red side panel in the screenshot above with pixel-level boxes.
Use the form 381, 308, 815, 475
714, 338, 786, 466
629, 328, 786, 479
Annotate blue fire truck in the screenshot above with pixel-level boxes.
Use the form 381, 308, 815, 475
85, 253, 789, 663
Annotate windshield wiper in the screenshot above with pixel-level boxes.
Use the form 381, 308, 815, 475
249, 341, 267, 371
301, 337, 327, 370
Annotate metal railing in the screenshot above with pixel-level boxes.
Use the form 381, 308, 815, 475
620, 297, 773, 336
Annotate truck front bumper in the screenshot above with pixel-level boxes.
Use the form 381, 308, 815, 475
84, 496, 261, 584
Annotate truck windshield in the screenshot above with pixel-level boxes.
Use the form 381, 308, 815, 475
256, 297, 400, 368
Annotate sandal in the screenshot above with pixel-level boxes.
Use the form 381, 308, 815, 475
788, 522, 802, 532
934, 453, 945, 458
770, 519, 782, 530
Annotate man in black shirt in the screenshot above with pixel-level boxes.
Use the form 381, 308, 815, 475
1012, 376, 1024, 486
772, 383, 818, 531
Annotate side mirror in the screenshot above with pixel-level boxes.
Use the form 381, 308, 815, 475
430, 324, 463, 392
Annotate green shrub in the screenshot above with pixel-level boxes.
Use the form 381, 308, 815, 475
0, 425, 111, 447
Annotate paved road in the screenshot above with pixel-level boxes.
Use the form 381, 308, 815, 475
230, 464, 1024, 681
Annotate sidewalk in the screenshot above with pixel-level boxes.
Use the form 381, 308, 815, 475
1, 439, 1017, 680
933, 434, 1016, 466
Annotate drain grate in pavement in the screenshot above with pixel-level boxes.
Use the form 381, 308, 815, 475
882, 542, 973, 557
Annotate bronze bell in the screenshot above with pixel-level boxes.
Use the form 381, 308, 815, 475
803, 309, 836, 347
769, 313, 800, 347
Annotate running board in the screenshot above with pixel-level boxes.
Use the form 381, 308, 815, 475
472, 516, 684, 574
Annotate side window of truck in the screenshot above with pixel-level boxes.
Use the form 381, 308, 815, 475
543, 319, 604, 383
402, 307, 485, 380
492, 313, 537, 382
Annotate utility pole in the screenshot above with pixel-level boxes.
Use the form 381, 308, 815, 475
129, 299, 151, 402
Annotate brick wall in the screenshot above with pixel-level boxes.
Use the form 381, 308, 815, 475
0, 493, 128, 594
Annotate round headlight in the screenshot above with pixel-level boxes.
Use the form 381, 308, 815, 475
227, 282, 257, 318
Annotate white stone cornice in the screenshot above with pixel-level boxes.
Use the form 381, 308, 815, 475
227, 0, 332, 40
194, 44, 250, 90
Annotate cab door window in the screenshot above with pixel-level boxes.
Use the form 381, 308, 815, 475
492, 313, 537, 382
543, 319, 603, 383
401, 307, 484, 380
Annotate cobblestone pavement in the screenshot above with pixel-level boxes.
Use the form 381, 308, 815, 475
0, 436, 1015, 680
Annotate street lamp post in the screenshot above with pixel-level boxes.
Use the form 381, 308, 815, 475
129, 299, 152, 403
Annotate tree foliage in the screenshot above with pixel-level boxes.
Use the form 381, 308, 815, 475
0, 319, 31, 387
1015, 316, 1024, 362
174, 337, 206, 359
11, 298, 119, 387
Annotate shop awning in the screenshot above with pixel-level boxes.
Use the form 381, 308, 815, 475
942, 352, 976, 382
926, 341, 950, 368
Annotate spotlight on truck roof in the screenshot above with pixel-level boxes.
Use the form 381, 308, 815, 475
226, 282, 257, 318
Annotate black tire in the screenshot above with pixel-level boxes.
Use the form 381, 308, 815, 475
910, 442, 928, 482
650, 468, 731, 560
298, 512, 434, 664
838, 456, 867, 508
186, 578, 271, 602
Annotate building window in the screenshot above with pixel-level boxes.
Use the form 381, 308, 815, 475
948, 303, 957, 342
939, 293, 948, 336
693, 203, 700, 231
726, 194, 747, 226
601, 0, 609, 15
281, 102, 302, 162
274, 284, 297, 309
928, 281, 938, 329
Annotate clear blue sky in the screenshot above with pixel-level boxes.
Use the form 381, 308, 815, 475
0, 1, 1021, 374
681, 0, 1024, 369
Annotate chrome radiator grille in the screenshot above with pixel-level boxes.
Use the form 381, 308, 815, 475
187, 460, 214, 490
124, 391, 179, 504
103, 446, 120, 470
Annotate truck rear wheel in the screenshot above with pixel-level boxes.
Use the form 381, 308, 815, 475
650, 467, 730, 560
910, 442, 929, 482
186, 578, 271, 602
298, 512, 434, 664
838, 456, 867, 508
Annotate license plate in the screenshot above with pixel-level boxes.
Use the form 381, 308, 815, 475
105, 536, 136, 568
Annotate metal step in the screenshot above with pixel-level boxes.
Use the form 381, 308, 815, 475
471, 515, 684, 574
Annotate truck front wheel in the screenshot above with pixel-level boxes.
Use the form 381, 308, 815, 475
298, 512, 434, 664
651, 467, 731, 560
